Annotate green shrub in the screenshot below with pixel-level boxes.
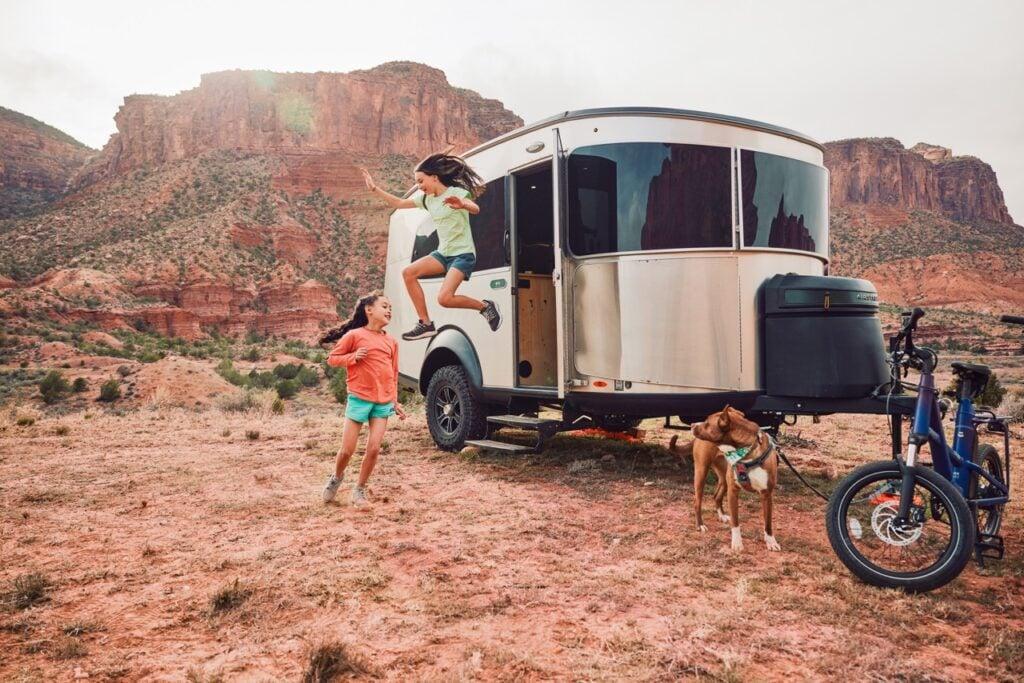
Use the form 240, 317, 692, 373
296, 365, 319, 387
328, 370, 347, 404
273, 363, 301, 380
271, 398, 285, 415
249, 370, 277, 389
217, 359, 249, 387
39, 371, 71, 404
944, 371, 1007, 408
72, 377, 88, 393
243, 346, 261, 362
276, 379, 299, 399
98, 379, 121, 402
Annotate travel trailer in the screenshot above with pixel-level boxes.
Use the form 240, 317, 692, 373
383, 107, 890, 452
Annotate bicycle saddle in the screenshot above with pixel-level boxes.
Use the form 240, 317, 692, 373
950, 361, 991, 379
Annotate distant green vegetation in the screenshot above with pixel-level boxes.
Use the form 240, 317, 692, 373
215, 358, 322, 401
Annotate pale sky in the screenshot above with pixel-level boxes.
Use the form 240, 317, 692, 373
2, 0, 1022, 222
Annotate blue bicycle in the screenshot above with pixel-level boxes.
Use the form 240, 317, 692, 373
826, 308, 1018, 592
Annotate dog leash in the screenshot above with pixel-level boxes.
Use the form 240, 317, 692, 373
774, 443, 831, 502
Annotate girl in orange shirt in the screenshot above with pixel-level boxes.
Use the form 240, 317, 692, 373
319, 291, 406, 506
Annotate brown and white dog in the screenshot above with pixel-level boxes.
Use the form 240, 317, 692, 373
669, 406, 781, 552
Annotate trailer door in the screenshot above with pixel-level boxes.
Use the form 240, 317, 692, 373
552, 128, 569, 398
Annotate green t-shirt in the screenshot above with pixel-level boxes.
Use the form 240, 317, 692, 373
416, 186, 476, 257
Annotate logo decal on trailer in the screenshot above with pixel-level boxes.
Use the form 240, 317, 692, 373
490, 278, 508, 290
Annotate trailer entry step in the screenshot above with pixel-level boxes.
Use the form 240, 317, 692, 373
464, 439, 537, 454
486, 415, 562, 429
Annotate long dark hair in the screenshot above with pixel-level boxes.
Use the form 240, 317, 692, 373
416, 153, 485, 198
318, 291, 384, 346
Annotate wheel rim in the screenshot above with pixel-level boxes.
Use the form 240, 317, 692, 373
434, 385, 462, 436
840, 472, 958, 577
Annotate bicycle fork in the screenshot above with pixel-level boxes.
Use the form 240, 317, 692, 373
896, 373, 938, 526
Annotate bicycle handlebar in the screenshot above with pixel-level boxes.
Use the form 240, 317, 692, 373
1000, 314, 1024, 325
901, 307, 925, 333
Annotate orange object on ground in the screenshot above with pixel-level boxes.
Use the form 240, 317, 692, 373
574, 428, 645, 443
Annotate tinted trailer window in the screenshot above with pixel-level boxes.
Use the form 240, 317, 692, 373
741, 150, 827, 256
567, 142, 732, 256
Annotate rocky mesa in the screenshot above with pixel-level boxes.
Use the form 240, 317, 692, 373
73, 62, 521, 190
826, 137, 1024, 315
0, 63, 522, 341
825, 137, 1013, 225
0, 106, 94, 219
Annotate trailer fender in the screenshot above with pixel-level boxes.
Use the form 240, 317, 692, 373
419, 327, 483, 396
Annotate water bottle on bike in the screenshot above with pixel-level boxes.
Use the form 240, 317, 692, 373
825, 308, 1018, 592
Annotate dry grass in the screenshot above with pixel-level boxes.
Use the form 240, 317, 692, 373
3, 572, 50, 611
302, 642, 372, 683
207, 579, 251, 615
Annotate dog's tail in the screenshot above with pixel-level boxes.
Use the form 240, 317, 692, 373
668, 435, 694, 461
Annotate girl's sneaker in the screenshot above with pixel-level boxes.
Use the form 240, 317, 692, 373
481, 300, 501, 331
322, 474, 343, 503
351, 485, 369, 507
402, 320, 437, 341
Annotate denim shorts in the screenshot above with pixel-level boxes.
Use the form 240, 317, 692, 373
345, 394, 395, 423
430, 251, 476, 280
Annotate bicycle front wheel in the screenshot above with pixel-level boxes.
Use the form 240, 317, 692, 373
826, 460, 975, 592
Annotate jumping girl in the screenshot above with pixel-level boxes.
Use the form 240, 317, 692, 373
360, 153, 501, 341
319, 292, 406, 507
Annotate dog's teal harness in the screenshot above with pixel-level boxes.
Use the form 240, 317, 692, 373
724, 432, 776, 491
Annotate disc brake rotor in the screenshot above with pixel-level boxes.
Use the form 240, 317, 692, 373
870, 501, 924, 546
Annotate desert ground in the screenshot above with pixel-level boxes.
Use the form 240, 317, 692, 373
2, 356, 1023, 682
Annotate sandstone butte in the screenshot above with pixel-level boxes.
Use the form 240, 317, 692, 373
824, 137, 1013, 225
0, 106, 94, 219
71, 63, 522, 191
1, 64, 1022, 341
0, 63, 523, 341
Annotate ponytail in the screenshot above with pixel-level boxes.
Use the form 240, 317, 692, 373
318, 290, 384, 346
415, 153, 486, 198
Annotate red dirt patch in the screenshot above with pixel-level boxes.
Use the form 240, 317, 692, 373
0, 387, 1021, 679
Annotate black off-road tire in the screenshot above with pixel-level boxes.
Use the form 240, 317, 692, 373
826, 460, 975, 593
425, 364, 488, 451
969, 443, 1005, 537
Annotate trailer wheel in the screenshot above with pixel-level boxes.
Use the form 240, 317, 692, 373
425, 364, 488, 451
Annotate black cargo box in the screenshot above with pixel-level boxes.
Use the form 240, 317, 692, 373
761, 274, 889, 399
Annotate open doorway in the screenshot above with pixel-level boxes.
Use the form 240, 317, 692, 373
512, 163, 557, 388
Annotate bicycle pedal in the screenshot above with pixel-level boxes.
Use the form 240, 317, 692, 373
975, 533, 1005, 562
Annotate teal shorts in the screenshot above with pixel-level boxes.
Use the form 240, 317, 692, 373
345, 394, 395, 423
430, 250, 476, 280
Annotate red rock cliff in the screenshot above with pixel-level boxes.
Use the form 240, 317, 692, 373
0, 106, 94, 217
824, 137, 1014, 225
73, 62, 522, 188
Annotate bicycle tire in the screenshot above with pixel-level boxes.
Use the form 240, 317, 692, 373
969, 443, 1005, 537
826, 460, 975, 592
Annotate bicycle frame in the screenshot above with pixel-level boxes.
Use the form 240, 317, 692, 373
897, 366, 1010, 523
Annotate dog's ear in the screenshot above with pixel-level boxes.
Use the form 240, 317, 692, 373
717, 408, 731, 430
726, 405, 744, 419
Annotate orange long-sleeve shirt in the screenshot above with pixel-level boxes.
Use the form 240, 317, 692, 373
326, 326, 399, 404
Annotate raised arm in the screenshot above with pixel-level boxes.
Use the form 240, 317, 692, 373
361, 167, 417, 209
